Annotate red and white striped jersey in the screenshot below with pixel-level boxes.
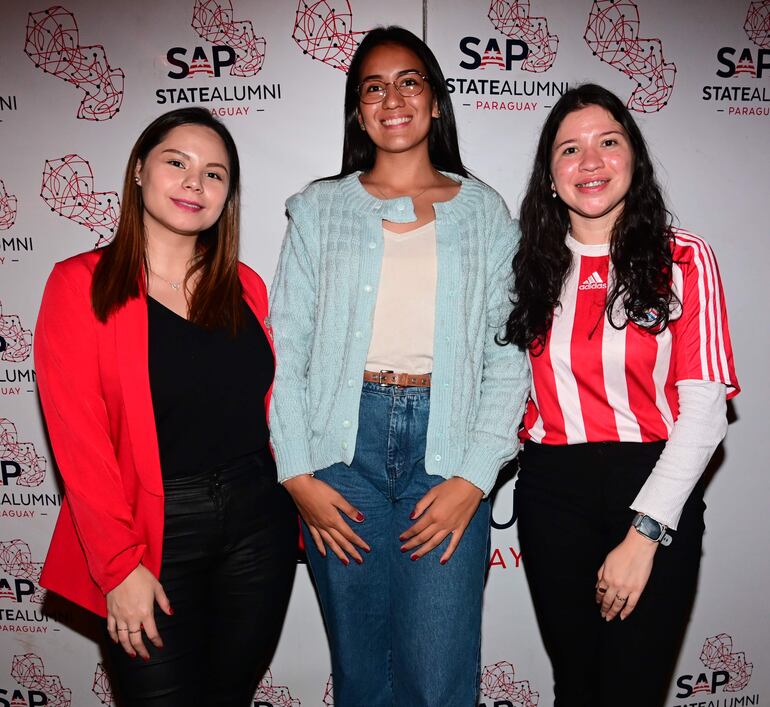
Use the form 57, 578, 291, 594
521, 229, 739, 445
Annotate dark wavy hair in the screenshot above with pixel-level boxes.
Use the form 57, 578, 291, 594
327, 26, 468, 178
500, 83, 676, 352
91, 107, 243, 332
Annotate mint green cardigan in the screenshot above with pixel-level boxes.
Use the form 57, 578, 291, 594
268, 172, 530, 495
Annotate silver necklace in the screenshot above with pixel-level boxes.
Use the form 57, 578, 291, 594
149, 268, 183, 291
367, 180, 432, 202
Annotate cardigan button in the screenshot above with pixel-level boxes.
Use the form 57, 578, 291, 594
368, 241, 376, 249
342, 420, 352, 428
347, 379, 355, 387
363, 285, 373, 293
341, 441, 349, 450
434, 454, 442, 462
354, 330, 362, 338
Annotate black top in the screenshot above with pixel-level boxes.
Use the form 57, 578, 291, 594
147, 297, 274, 479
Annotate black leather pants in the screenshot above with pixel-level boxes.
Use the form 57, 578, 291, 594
106, 450, 298, 707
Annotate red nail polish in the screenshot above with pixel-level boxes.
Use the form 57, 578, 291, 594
410, 510, 417, 520
356, 512, 365, 522
168, 607, 174, 616
440, 558, 448, 565
343, 558, 350, 566
400, 545, 407, 553
355, 557, 363, 565
410, 553, 418, 561
142, 655, 150, 662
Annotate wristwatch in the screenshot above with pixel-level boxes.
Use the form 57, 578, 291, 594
632, 513, 673, 546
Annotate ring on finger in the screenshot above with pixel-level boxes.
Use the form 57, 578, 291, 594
596, 586, 607, 594
128, 629, 142, 635
116, 628, 129, 633
615, 595, 628, 603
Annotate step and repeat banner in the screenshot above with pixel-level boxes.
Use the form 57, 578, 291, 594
0, 0, 767, 705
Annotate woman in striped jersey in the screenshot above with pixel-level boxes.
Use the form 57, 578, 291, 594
501, 84, 739, 706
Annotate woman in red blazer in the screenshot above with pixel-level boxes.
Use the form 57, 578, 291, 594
35, 108, 297, 707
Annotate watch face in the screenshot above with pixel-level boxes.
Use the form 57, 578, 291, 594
638, 515, 663, 541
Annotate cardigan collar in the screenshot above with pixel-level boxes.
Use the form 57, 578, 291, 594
337, 171, 477, 224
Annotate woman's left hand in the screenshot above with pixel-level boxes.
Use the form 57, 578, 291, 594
399, 477, 483, 563
596, 527, 659, 621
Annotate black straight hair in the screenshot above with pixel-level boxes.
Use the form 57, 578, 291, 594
326, 25, 468, 179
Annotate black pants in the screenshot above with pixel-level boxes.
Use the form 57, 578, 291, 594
106, 451, 298, 707
516, 441, 705, 707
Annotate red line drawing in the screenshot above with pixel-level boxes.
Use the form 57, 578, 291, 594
40, 155, 119, 247
191, 0, 266, 76
92, 663, 115, 706
0, 419, 46, 487
480, 661, 540, 707
24, 6, 124, 121
700, 634, 753, 693
0, 540, 44, 603
0, 301, 32, 363
744, 0, 770, 48
322, 674, 334, 706
0, 180, 18, 231
488, 0, 559, 72
11, 654, 71, 707
253, 669, 301, 706
292, 0, 368, 73
584, 0, 676, 113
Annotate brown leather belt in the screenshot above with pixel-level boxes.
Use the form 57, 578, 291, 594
363, 370, 432, 387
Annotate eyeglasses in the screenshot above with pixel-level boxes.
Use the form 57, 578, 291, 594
357, 73, 429, 104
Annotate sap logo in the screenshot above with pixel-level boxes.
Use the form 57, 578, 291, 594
459, 37, 528, 70
717, 47, 770, 78
1, 461, 24, 485
0, 577, 36, 603
167, 46, 237, 79
676, 670, 730, 698
0, 688, 47, 706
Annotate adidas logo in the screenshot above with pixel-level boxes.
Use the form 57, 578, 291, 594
578, 271, 607, 290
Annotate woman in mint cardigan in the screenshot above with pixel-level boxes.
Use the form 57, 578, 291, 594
269, 27, 529, 707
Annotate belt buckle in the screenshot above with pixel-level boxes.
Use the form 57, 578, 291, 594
378, 369, 394, 386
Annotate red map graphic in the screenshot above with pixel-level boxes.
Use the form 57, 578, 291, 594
0, 301, 32, 363
293, 0, 368, 73
24, 6, 124, 121
0, 180, 18, 231
700, 633, 753, 692
11, 654, 71, 707
480, 661, 540, 707
41, 155, 120, 247
0, 419, 46, 487
744, 0, 770, 48
584, 0, 676, 112
322, 674, 333, 706
488, 0, 559, 72
253, 669, 301, 706
191, 0, 266, 76
92, 663, 114, 706
0, 540, 44, 603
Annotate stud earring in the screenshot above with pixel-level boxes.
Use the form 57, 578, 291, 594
550, 182, 557, 199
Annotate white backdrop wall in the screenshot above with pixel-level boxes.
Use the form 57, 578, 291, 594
0, 1, 767, 705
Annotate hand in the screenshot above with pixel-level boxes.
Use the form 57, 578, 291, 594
283, 474, 370, 565
595, 527, 659, 621
106, 564, 172, 659
399, 477, 483, 563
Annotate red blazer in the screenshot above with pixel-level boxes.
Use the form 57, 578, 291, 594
35, 250, 275, 617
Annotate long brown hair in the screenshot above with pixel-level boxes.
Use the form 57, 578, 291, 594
91, 107, 243, 331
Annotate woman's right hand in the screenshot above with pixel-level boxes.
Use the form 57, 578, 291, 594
283, 474, 370, 565
106, 564, 172, 659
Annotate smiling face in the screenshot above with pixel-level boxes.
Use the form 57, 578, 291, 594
550, 104, 634, 239
356, 43, 438, 158
136, 123, 230, 241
